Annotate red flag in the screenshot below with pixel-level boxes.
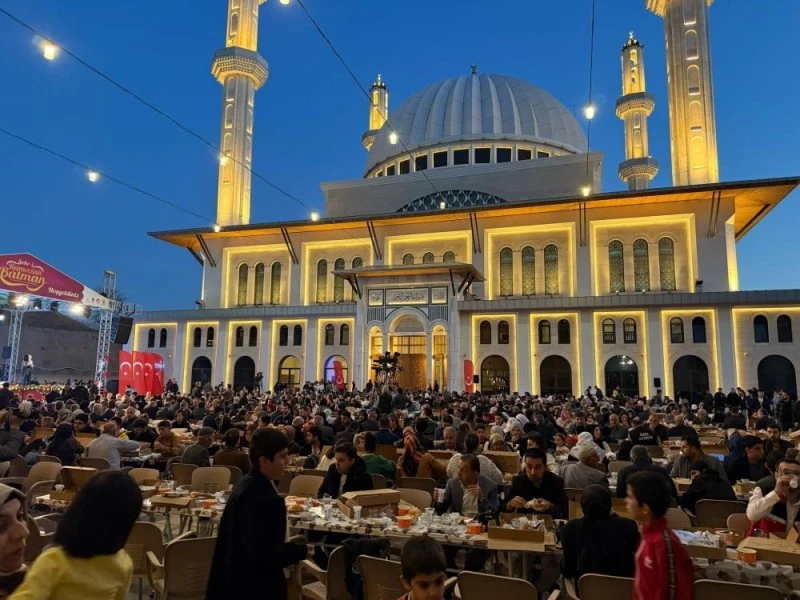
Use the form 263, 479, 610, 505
333, 360, 346, 390
142, 353, 155, 395
132, 351, 145, 393
119, 350, 133, 393
152, 354, 165, 395
464, 359, 474, 393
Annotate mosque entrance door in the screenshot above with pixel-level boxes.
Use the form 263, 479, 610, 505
390, 335, 426, 390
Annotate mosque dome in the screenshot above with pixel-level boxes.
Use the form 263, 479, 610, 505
366, 72, 587, 176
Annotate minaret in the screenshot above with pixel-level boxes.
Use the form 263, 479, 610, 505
211, 0, 269, 226
647, 0, 719, 186
616, 32, 659, 190
361, 74, 388, 151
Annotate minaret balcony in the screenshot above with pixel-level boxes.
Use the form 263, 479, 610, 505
211, 47, 269, 89
615, 92, 655, 118
618, 157, 660, 181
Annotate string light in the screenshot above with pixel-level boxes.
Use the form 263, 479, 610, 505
583, 104, 596, 120
219, 154, 229, 166
581, 185, 592, 197
388, 131, 398, 145
213, 224, 221, 233
87, 170, 99, 183
310, 211, 320, 222
40, 40, 57, 60
439, 201, 446, 209
279, 0, 291, 4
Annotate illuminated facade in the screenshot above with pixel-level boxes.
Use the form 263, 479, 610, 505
132, 4, 800, 400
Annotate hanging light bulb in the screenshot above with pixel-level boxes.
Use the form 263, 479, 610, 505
279, 0, 291, 4
388, 131, 398, 145
87, 170, 100, 183
310, 211, 320, 222
213, 224, 221, 233
583, 103, 596, 120
40, 41, 58, 60
219, 154, 230, 166
581, 185, 592, 197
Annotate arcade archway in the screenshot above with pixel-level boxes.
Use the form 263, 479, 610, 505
540, 355, 572, 396
604, 355, 639, 397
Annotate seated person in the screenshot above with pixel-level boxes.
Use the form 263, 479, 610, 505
86, 422, 141, 470
399, 536, 448, 600
765, 422, 793, 456
678, 461, 736, 514
617, 445, 677, 501
726, 435, 768, 483
560, 445, 608, 491
525, 431, 558, 473
667, 415, 695, 439
669, 435, 726, 480
317, 442, 373, 499
723, 406, 747, 430
128, 419, 157, 446
213, 429, 252, 473
153, 420, 184, 458
445, 433, 504, 484
628, 414, 668, 446
182, 426, 215, 467
73, 413, 99, 437
503, 449, 568, 518
746, 457, 800, 536
360, 432, 396, 483
560, 484, 639, 582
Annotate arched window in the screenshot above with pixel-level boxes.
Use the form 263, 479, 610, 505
254, 262, 265, 305
443, 251, 456, 263
499, 247, 513, 296
670, 317, 685, 343
778, 315, 793, 343
422, 252, 435, 264
692, 317, 707, 343
538, 320, 551, 344
521, 246, 535, 295
237, 264, 248, 306
159, 328, 167, 348
279, 325, 288, 346
270, 262, 281, 304
544, 244, 559, 295
324, 324, 335, 345
479, 320, 491, 344
623, 318, 637, 343
633, 239, 650, 292
609, 240, 625, 293
333, 258, 345, 301
293, 324, 303, 346
558, 319, 570, 344
658, 238, 676, 291
754, 315, 769, 343
146, 328, 155, 348
248, 326, 258, 347
235, 326, 244, 347
193, 327, 201, 348
498, 320, 510, 344
315, 259, 327, 303
402, 253, 414, 265
352, 257, 363, 269
602, 319, 616, 344
340, 324, 350, 346
206, 327, 215, 348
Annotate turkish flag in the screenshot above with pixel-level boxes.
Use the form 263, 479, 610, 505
152, 354, 165, 395
119, 351, 133, 393
132, 351, 145, 393
464, 359, 474, 393
142, 353, 156, 395
333, 360, 345, 390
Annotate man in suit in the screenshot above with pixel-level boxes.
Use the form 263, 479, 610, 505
435, 453, 499, 570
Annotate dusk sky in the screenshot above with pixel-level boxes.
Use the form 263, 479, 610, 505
1, 1, 798, 311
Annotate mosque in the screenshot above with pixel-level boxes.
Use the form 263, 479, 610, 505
132, 0, 800, 399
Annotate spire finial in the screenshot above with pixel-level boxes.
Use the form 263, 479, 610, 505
629, 30, 634, 40
470, 64, 478, 75
377, 73, 382, 83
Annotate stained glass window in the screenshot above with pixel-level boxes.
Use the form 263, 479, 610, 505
422, 252, 435, 264
521, 246, 535, 295
623, 318, 637, 343
316, 259, 327, 303
402, 254, 414, 265
544, 244, 559, 295
499, 247, 513, 296
270, 262, 281, 304
443, 251, 456, 263
237, 264, 248, 305
538, 320, 551, 344
658, 238, 676, 291
633, 239, 650, 292
670, 317, 685, 343
333, 258, 345, 301
254, 262, 265, 304
609, 240, 625, 293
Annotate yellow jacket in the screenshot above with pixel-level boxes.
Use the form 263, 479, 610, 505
10, 546, 132, 600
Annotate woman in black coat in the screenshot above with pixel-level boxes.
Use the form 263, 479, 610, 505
45, 423, 83, 466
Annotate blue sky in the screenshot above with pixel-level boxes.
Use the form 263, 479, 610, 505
0, 0, 798, 310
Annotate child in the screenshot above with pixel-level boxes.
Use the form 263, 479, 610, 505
625, 471, 694, 600
399, 536, 448, 600
11, 470, 143, 599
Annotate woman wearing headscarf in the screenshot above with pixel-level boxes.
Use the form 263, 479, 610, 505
559, 485, 639, 583
569, 431, 606, 463
396, 433, 447, 483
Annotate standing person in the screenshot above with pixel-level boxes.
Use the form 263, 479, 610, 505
10, 471, 143, 599
206, 428, 312, 599
625, 471, 694, 600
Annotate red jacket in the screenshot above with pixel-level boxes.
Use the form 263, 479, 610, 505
633, 518, 695, 600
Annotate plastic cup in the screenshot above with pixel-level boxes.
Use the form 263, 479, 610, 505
467, 522, 483, 535
737, 548, 757, 564
398, 506, 410, 516
397, 515, 412, 529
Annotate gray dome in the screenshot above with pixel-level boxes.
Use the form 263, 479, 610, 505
366, 73, 587, 172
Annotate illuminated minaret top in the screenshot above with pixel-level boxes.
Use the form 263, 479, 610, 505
361, 74, 389, 151
211, 0, 269, 226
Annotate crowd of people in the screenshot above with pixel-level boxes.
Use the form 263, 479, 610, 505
0, 377, 796, 598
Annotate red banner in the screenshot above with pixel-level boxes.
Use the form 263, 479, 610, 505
152, 354, 165, 395
464, 359, 474, 393
0, 253, 110, 308
132, 351, 145, 393
119, 351, 133, 394
333, 360, 346, 390
142, 353, 155, 395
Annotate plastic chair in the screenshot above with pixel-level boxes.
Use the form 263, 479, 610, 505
397, 488, 432, 510
376, 444, 398, 462
607, 460, 631, 474
124, 521, 165, 600
171, 463, 197, 488
189, 467, 230, 493
79, 456, 111, 471
38, 455, 62, 465
371, 473, 387, 489
0, 461, 61, 514
297, 546, 349, 600
397, 476, 436, 495
24, 514, 58, 562
7, 455, 28, 478
694, 579, 783, 600
695, 499, 748, 529
578, 574, 634, 600
665, 507, 692, 530
146, 532, 215, 600
289, 474, 324, 498
130, 468, 161, 485
727, 512, 750, 538
217, 464, 242, 485
358, 556, 407, 600
277, 471, 293, 494
647, 446, 665, 458
457, 572, 534, 600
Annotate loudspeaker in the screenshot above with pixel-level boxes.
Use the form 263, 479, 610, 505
653, 377, 662, 388
473, 375, 480, 384
1, 346, 10, 360
114, 317, 133, 344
